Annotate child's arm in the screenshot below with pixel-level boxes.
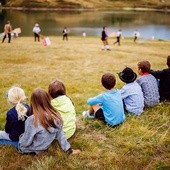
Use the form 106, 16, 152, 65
5, 112, 13, 133
19, 116, 36, 147
56, 125, 80, 154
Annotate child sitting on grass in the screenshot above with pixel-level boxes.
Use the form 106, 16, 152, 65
82, 73, 125, 127
118, 67, 144, 115
18, 88, 80, 155
150, 55, 170, 102
137, 60, 160, 107
0, 86, 30, 147
48, 80, 76, 139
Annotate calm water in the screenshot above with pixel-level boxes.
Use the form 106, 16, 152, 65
0, 9, 170, 40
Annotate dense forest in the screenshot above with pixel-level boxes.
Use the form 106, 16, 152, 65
0, 0, 170, 9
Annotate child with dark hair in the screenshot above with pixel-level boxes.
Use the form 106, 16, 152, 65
48, 80, 76, 139
150, 55, 170, 101
118, 67, 144, 115
18, 88, 80, 154
137, 60, 159, 107
82, 73, 125, 127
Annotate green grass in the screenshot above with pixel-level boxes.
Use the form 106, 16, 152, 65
0, 36, 170, 169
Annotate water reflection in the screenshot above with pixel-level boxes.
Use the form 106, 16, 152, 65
0, 10, 170, 40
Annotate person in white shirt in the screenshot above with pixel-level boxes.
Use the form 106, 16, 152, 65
32, 23, 41, 42
113, 29, 122, 46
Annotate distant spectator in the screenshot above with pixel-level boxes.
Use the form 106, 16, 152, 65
137, 61, 160, 107
133, 30, 140, 43
63, 27, 68, 40
2, 21, 12, 43
150, 55, 170, 101
32, 23, 41, 42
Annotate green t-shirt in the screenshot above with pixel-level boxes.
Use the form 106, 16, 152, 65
51, 95, 76, 139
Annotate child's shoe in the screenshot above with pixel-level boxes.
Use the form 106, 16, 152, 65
82, 111, 95, 118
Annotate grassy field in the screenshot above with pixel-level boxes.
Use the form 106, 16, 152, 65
0, 36, 170, 170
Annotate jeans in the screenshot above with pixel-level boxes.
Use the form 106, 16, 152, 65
0, 139, 18, 148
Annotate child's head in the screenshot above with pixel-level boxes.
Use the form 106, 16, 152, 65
30, 88, 63, 128
101, 73, 116, 90
48, 80, 66, 99
137, 60, 151, 74
7, 86, 27, 121
7, 86, 26, 105
118, 67, 137, 83
167, 55, 170, 68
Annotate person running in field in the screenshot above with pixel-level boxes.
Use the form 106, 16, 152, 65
0, 86, 30, 147
82, 73, 125, 127
113, 29, 122, 46
2, 21, 12, 43
101, 26, 110, 51
150, 55, 170, 102
136, 60, 160, 107
48, 80, 76, 139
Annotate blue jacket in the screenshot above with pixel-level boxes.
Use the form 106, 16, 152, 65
5, 104, 30, 141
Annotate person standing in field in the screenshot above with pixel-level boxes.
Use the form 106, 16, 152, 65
101, 26, 110, 50
150, 55, 170, 102
2, 21, 12, 43
133, 30, 140, 43
32, 23, 41, 42
113, 29, 122, 46
48, 80, 76, 139
0, 86, 30, 147
63, 27, 68, 40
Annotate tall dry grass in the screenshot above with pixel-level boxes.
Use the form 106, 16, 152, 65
0, 36, 169, 170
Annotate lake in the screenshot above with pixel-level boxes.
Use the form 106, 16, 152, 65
0, 9, 170, 40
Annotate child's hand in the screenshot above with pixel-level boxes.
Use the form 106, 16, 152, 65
71, 149, 81, 155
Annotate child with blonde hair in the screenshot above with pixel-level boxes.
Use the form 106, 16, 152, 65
18, 88, 80, 154
0, 86, 30, 147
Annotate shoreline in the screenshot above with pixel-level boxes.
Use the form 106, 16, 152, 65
0, 6, 170, 13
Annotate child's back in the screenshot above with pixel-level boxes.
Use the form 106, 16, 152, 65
137, 61, 159, 107
51, 95, 76, 139
118, 67, 144, 115
48, 80, 76, 139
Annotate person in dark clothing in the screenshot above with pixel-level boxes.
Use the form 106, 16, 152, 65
101, 26, 110, 50
150, 55, 170, 102
63, 27, 68, 40
0, 86, 30, 147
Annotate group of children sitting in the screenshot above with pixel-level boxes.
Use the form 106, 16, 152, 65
0, 56, 169, 155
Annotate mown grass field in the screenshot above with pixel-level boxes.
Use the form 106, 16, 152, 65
0, 36, 170, 170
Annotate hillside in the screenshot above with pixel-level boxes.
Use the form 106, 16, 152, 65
1, 0, 170, 10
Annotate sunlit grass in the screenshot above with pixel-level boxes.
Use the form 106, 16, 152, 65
0, 36, 170, 169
